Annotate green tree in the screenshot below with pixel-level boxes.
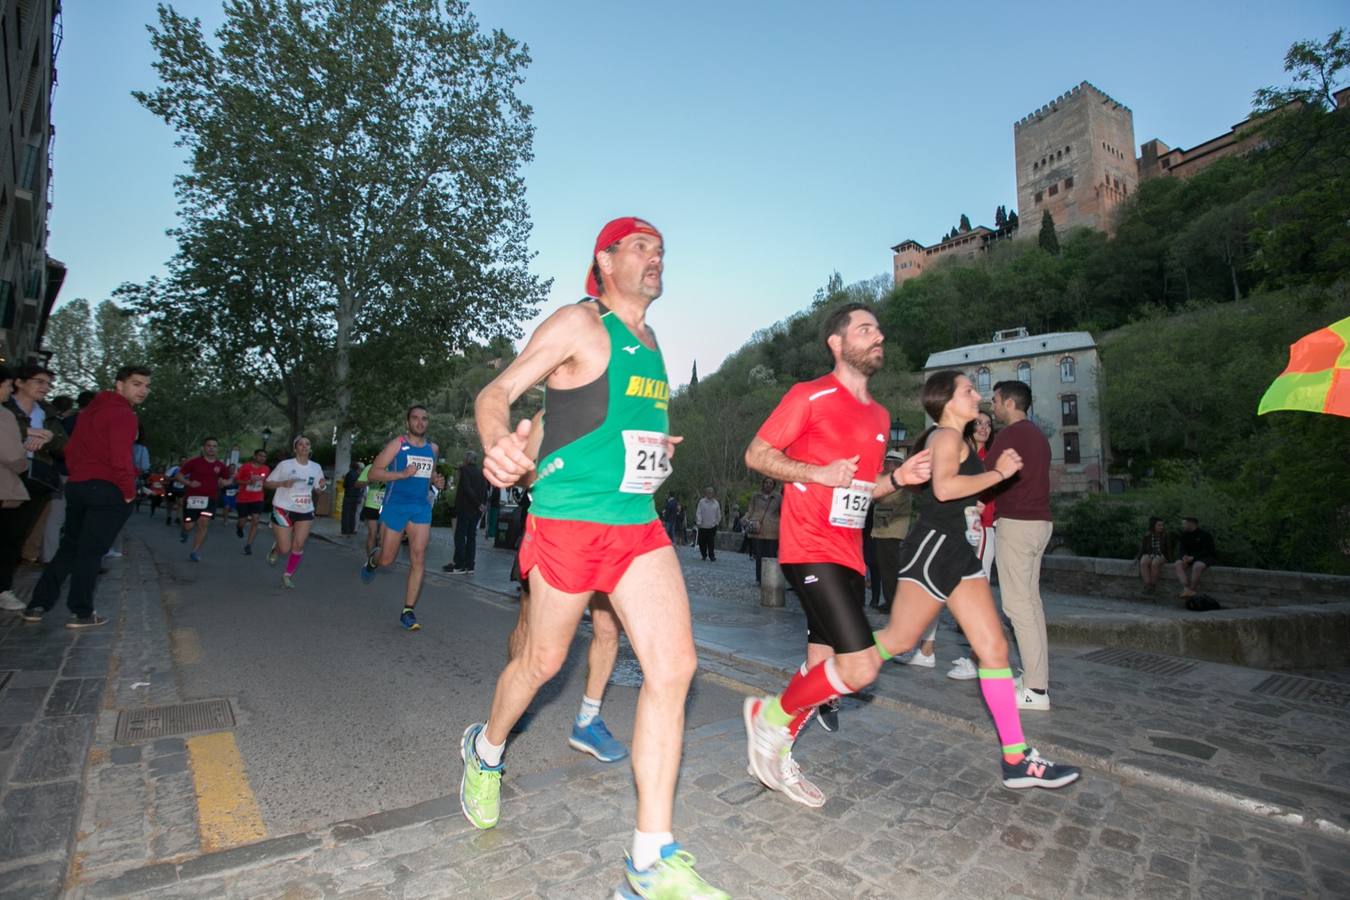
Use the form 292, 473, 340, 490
43, 299, 145, 395
959, 213, 972, 232
1038, 209, 1060, 255
135, 0, 548, 483
993, 205, 1007, 229
1007, 209, 1019, 230
1253, 27, 1349, 111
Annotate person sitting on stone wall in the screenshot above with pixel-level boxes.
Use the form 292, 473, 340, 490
1175, 516, 1217, 599
1136, 515, 1175, 594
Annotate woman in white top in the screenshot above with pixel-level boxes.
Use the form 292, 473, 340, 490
264, 435, 326, 589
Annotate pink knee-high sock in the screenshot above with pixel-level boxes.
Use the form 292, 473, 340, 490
285, 552, 303, 576
978, 667, 1028, 758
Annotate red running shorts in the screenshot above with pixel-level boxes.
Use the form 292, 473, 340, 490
518, 514, 671, 595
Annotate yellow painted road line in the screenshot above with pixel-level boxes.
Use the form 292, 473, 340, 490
186, 731, 267, 852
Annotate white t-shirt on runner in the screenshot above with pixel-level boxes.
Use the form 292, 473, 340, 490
271, 459, 325, 513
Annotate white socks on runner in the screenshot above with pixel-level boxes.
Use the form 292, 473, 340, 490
475, 726, 505, 768
576, 695, 602, 727
631, 829, 674, 871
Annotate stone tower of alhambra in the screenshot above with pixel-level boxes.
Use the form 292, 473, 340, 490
1014, 82, 1138, 236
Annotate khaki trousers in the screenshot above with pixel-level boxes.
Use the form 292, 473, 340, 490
995, 518, 1053, 691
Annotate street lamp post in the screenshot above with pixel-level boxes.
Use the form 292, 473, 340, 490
262, 427, 272, 451
889, 421, 908, 449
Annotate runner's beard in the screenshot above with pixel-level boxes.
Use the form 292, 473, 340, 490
843, 343, 884, 376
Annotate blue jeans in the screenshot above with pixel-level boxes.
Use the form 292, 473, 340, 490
453, 510, 480, 570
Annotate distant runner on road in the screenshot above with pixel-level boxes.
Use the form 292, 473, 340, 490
265, 436, 326, 589
359, 406, 444, 632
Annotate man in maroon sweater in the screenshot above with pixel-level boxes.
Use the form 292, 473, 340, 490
987, 380, 1055, 711
22, 366, 151, 628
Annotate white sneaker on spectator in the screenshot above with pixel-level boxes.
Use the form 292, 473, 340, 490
1018, 686, 1051, 711
947, 657, 978, 680
899, 649, 935, 668
104, 548, 123, 559
0, 589, 25, 611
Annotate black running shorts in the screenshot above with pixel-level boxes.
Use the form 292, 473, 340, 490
359, 506, 381, 522
896, 526, 984, 601
779, 562, 874, 654
235, 501, 265, 518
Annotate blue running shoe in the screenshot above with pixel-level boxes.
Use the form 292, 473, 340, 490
400, 608, 420, 631
189, 551, 201, 562
360, 562, 375, 585
615, 843, 728, 899
569, 716, 628, 762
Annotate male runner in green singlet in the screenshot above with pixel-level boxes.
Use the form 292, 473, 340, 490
461, 217, 726, 899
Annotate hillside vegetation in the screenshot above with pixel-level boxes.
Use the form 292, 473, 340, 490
671, 37, 1350, 573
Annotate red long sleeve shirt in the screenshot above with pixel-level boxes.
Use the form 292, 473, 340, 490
67, 391, 139, 500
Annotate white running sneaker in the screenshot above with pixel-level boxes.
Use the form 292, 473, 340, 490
900, 649, 936, 668
742, 697, 789, 791
0, 589, 25, 611
947, 657, 978, 680
775, 750, 826, 808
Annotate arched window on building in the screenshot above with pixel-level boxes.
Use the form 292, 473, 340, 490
976, 367, 991, 393
1060, 355, 1076, 382
1016, 361, 1031, 384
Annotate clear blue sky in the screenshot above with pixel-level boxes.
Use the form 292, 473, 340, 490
49, 2, 1346, 388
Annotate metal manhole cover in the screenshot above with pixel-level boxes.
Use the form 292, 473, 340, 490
1078, 648, 1197, 677
1251, 674, 1350, 709
115, 699, 235, 743
0, 671, 12, 691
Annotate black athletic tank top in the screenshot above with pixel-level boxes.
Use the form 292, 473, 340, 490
915, 440, 985, 536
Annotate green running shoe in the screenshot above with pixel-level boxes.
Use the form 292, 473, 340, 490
459, 723, 502, 829
616, 843, 729, 899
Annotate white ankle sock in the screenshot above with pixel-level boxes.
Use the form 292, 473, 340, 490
576, 695, 602, 727
475, 726, 505, 767
631, 829, 674, 871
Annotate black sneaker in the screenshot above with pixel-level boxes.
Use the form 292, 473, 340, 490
1001, 749, 1080, 789
817, 698, 840, 733
20, 607, 46, 624
66, 613, 109, 630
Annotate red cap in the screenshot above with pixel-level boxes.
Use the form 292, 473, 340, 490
585, 216, 662, 297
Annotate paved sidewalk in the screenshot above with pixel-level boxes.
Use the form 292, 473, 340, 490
313, 517, 1350, 841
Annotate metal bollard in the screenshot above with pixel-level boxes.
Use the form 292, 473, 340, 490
760, 559, 786, 608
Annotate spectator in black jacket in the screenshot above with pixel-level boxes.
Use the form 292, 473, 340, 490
1175, 517, 1218, 599
446, 450, 488, 573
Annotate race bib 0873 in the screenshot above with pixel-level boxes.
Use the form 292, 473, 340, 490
411, 457, 434, 478
828, 479, 872, 528
619, 430, 671, 495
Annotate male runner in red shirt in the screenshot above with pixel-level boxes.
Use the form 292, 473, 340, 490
742, 303, 930, 806
176, 438, 231, 562
234, 448, 270, 554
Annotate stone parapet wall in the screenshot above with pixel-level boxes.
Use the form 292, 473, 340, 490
1041, 555, 1350, 608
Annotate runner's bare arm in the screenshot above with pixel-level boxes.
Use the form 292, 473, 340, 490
930, 429, 1015, 501
870, 449, 933, 498
430, 443, 446, 490
366, 437, 408, 483
744, 436, 857, 488
475, 304, 597, 487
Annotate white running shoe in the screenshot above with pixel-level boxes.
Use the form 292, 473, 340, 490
742, 697, 789, 791
775, 750, 826, 808
0, 589, 25, 611
948, 657, 978, 680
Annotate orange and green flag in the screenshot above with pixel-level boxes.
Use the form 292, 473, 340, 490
1257, 316, 1350, 418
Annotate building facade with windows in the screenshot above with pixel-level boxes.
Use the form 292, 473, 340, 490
0, 0, 63, 367
922, 327, 1106, 496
